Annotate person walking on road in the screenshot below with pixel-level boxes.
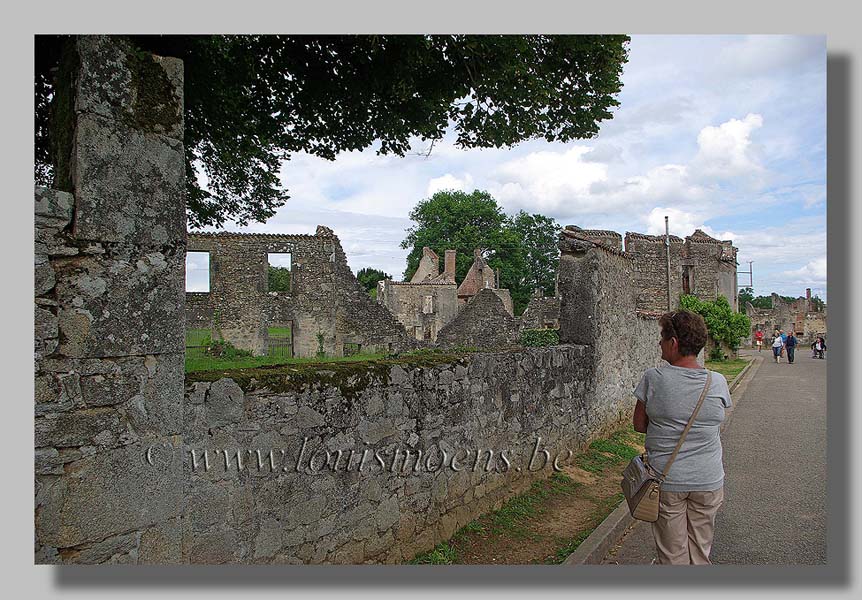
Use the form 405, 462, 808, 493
811, 336, 826, 359
772, 330, 784, 363
632, 310, 732, 565
754, 328, 764, 352
785, 331, 798, 364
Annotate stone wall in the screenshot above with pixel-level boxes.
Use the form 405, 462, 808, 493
180, 345, 601, 564
558, 230, 661, 425
35, 36, 186, 564
520, 293, 561, 330
623, 231, 686, 313
186, 232, 417, 357
435, 289, 522, 351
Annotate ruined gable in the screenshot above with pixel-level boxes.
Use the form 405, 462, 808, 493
435, 288, 521, 350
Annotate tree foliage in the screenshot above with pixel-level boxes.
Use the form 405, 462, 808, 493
400, 189, 560, 315
680, 294, 751, 351
356, 267, 390, 298
267, 265, 291, 292
35, 34, 630, 228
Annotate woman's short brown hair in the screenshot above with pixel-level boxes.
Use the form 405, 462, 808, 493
659, 310, 708, 356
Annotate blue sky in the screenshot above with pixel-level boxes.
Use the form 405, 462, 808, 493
187, 34, 827, 302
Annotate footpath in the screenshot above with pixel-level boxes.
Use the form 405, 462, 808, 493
565, 347, 827, 565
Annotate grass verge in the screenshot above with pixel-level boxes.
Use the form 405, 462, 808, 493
705, 357, 750, 381
408, 425, 645, 565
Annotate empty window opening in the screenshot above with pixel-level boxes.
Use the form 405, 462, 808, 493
344, 343, 361, 356
186, 251, 211, 292
267, 253, 292, 292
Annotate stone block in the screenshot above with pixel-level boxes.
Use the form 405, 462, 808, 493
185, 528, 240, 564
62, 531, 140, 564
71, 114, 185, 246
34, 408, 123, 449
35, 441, 183, 548
35, 187, 74, 224
75, 36, 183, 140
55, 249, 184, 357
35, 257, 56, 296
139, 518, 182, 563
205, 378, 244, 428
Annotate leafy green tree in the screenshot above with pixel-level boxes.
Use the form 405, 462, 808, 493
356, 267, 391, 298
401, 189, 509, 283
267, 265, 291, 292
510, 210, 560, 297
36, 35, 630, 228
810, 295, 826, 312
401, 190, 561, 315
680, 295, 751, 351
738, 287, 754, 313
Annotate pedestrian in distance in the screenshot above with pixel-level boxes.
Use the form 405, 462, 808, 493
633, 310, 731, 565
811, 336, 826, 359
785, 331, 797, 364
754, 328, 764, 352
772, 330, 784, 363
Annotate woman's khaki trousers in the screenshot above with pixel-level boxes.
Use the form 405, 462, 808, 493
651, 487, 724, 565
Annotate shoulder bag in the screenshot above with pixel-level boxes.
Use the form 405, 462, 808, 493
621, 372, 712, 522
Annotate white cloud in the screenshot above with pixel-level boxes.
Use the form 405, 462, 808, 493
427, 173, 475, 196
780, 257, 827, 285
692, 113, 765, 181
488, 146, 608, 214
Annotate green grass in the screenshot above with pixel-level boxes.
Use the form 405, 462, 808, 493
705, 357, 750, 382
186, 328, 211, 347
408, 541, 458, 565
185, 352, 387, 374
267, 326, 292, 338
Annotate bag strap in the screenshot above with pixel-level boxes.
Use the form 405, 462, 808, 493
659, 371, 712, 480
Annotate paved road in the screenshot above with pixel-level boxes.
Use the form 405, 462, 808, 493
602, 348, 827, 565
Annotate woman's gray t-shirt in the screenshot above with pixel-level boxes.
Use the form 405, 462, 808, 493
633, 365, 731, 492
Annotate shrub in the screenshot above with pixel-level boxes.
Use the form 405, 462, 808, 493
680, 295, 751, 351
520, 328, 560, 347
201, 336, 253, 359
709, 346, 726, 361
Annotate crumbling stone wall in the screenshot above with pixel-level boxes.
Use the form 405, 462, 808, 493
35, 36, 186, 564
456, 249, 513, 315
558, 230, 661, 425
747, 292, 827, 344
186, 231, 417, 357
435, 289, 521, 350
623, 231, 686, 313
181, 345, 600, 564
376, 280, 459, 342
520, 292, 561, 330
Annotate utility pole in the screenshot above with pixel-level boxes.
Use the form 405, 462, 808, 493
737, 260, 754, 290
665, 215, 672, 311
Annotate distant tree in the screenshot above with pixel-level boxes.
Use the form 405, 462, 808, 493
738, 287, 755, 313
510, 210, 560, 297
810, 295, 826, 312
356, 267, 390, 298
36, 34, 630, 228
401, 190, 561, 315
267, 265, 291, 292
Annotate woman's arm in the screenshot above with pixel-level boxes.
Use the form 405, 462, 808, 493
633, 400, 649, 433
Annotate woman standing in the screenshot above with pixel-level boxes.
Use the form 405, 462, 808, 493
633, 310, 732, 565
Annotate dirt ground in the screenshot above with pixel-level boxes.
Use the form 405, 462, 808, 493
418, 428, 645, 565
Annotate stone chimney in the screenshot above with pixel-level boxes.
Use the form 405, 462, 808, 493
444, 249, 456, 279
806, 288, 812, 311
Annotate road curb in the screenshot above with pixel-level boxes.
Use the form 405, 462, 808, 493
562, 499, 635, 565
561, 355, 759, 566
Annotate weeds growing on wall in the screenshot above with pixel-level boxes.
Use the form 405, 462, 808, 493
520, 328, 560, 347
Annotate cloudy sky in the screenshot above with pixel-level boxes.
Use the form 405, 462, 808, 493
187, 34, 827, 301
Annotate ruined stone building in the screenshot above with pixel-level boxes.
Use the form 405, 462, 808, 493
746, 288, 827, 343
376, 247, 459, 342
377, 247, 514, 344
186, 229, 416, 357
565, 226, 739, 313
457, 248, 514, 315
520, 289, 561, 330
